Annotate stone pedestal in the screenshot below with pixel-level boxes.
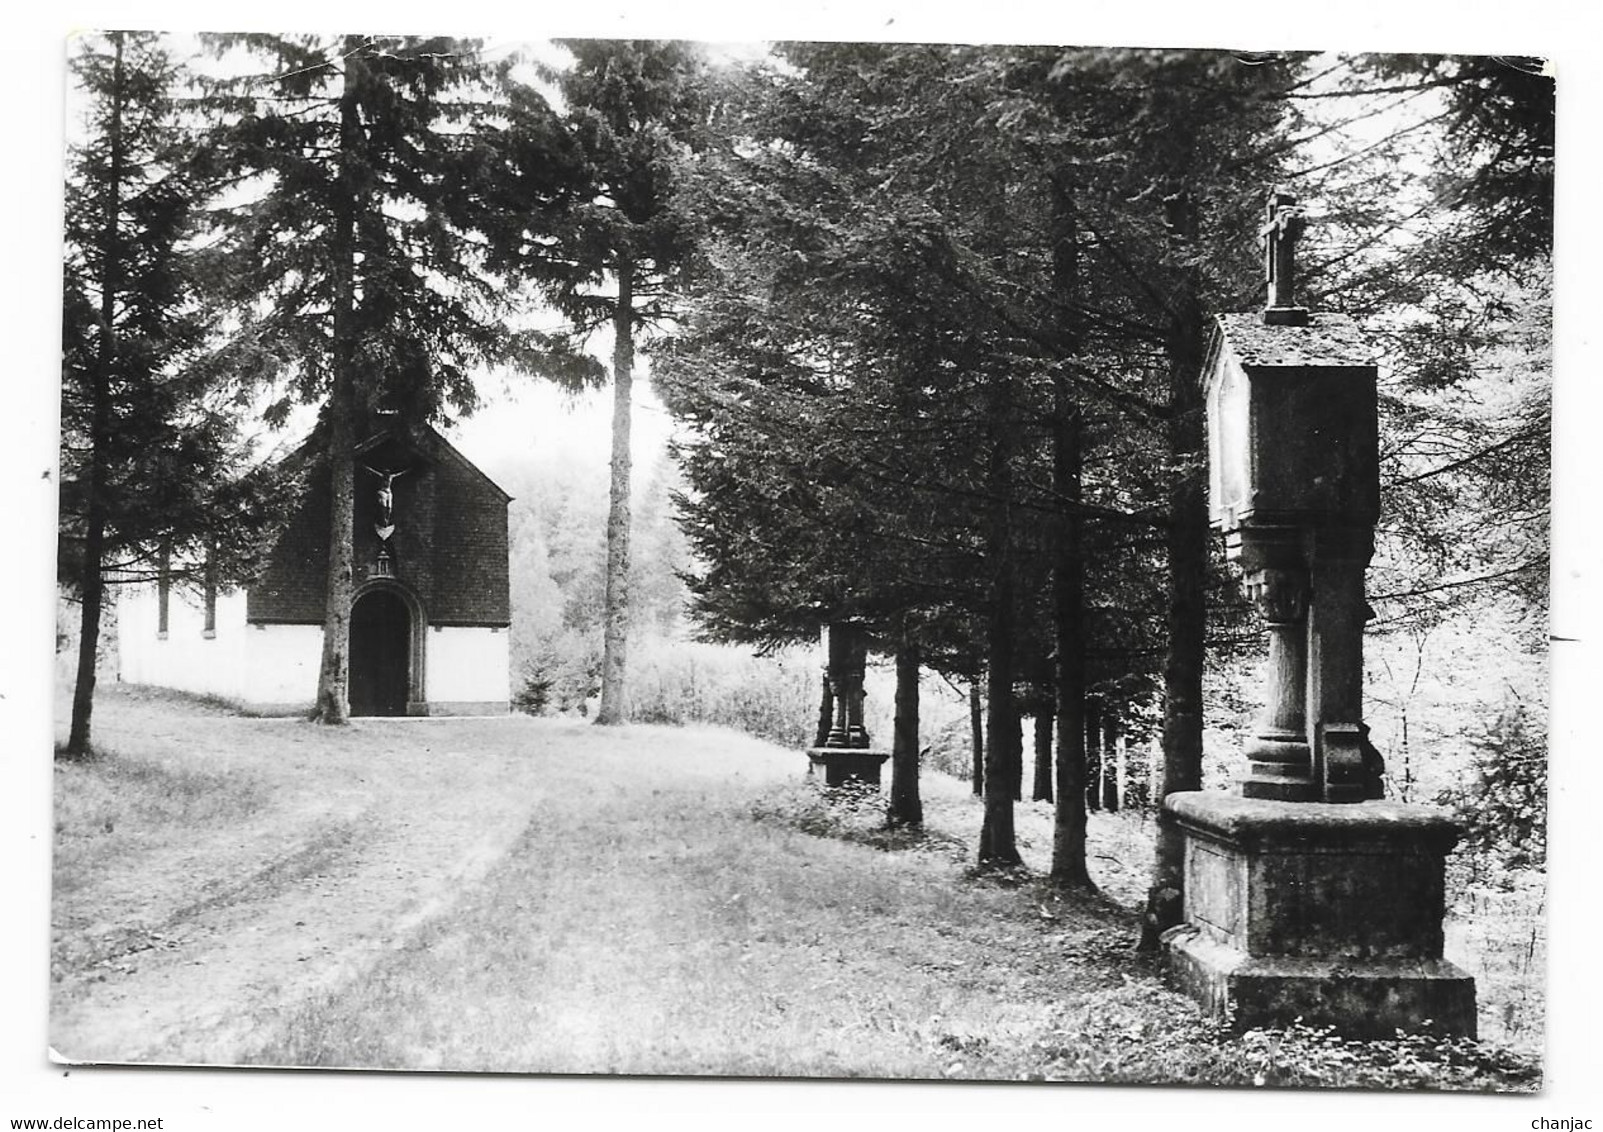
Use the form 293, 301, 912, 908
806, 623, 885, 786
1161, 792, 1476, 1038
806, 748, 890, 787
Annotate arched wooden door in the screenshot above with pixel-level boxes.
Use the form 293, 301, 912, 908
349, 589, 411, 717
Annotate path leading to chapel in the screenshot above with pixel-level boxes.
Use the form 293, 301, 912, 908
50, 699, 796, 1066
50, 690, 1154, 1077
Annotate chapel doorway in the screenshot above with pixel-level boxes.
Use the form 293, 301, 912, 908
350, 588, 411, 716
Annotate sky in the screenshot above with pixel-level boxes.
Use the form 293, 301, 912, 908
445, 355, 678, 483
7, 4, 1603, 1130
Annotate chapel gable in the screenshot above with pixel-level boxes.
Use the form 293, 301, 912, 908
246, 425, 511, 627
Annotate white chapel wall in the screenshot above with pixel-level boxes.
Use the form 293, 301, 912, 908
117, 584, 249, 701
424, 626, 510, 712
241, 624, 323, 708
118, 584, 320, 709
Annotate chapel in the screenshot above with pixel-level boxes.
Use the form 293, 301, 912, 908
118, 424, 512, 716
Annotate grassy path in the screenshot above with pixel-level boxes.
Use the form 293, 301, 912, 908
242, 743, 1154, 1078
51, 687, 1539, 1088
52, 690, 566, 1064
50, 688, 1165, 1078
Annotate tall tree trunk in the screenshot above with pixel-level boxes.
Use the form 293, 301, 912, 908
313, 38, 366, 726
66, 33, 125, 759
978, 376, 1022, 867
1084, 699, 1102, 813
314, 386, 356, 724
1050, 401, 1092, 887
969, 677, 984, 796
1115, 730, 1128, 812
979, 625, 1021, 865
1139, 190, 1209, 950
1045, 178, 1092, 887
1032, 698, 1054, 802
887, 640, 922, 826
1103, 719, 1120, 811
1008, 698, 1024, 802
596, 252, 634, 725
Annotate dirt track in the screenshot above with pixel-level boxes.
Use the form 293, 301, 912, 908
50, 691, 794, 1067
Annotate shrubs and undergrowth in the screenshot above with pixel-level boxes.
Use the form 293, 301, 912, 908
749, 779, 972, 860
1437, 700, 1547, 874
627, 638, 819, 749
1219, 1023, 1538, 1091
512, 628, 820, 751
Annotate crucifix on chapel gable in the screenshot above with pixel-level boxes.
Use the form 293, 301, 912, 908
362, 462, 412, 576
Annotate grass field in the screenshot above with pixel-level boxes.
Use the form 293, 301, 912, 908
50, 684, 1542, 1089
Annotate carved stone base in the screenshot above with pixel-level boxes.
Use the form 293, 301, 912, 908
1261, 304, 1310, 327
1161, 791, 1476, 1037
1237, 747, 1319, 802
1164, 930, 1477, 1039
806, 748, 890, 787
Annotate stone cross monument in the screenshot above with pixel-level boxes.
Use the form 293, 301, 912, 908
1161, 188, 1477, 1038
806, 622, 890, 786
1261, 189, 1309, 325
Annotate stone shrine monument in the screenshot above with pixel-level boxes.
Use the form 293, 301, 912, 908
806, 622, 891, 786
1161, 190, 1476, 1037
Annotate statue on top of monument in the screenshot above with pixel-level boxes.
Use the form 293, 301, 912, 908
1261, 188, 1309, 325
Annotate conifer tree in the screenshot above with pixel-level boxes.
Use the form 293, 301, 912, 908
61, 31, 275, 756
659, 44, 1145, 862
485, 40, 713, 726
201, 34, 572, 722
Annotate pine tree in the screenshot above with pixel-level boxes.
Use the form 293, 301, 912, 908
661, 44, 1185, 864
201, 34, 544, 723
61, 31, 276, 757
489, 40, 714, 726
